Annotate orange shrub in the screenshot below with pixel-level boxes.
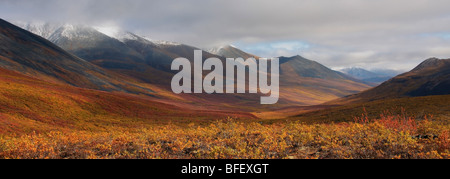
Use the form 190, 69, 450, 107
0, 111, 448, 159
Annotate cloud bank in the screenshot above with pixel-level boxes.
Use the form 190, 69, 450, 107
1, 0, 450, 70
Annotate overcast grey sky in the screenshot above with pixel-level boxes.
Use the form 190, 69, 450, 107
1, 0, 450, 71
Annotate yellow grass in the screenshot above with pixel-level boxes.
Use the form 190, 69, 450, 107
1, 114, 448, 159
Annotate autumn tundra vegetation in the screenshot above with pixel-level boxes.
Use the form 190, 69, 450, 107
0, 70, 448, 159
0, 18, 449, 159
1, 110, 448, 159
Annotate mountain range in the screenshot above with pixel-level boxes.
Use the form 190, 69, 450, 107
339, 67, 402, 84
1, 18, 449, 121
12, 20, 374, 108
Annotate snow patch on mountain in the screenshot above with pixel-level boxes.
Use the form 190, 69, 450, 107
48, 24, 101, 42
150, 39, 181, 46
113, 31, 143, 42
14, 21, 184, 48
207, 44, 235, 55
14, 21, 62, 39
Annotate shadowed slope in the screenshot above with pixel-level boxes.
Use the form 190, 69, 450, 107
0, 19, 159, 95
0, 19, 116, 90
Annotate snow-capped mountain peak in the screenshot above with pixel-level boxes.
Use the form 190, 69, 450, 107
113, 31, 143, 42
15, 21, 103, 42
15, 21, 184, 48
107, 30, 181, 47
15, 21, 100, 41
14, 21, 62, 39
54, 24, 101, 40
207, 44, 259, 59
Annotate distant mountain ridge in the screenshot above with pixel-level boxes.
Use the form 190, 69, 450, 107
339, 67, 401, 84
333, 58, 450, 104
340, 67, 379, 79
